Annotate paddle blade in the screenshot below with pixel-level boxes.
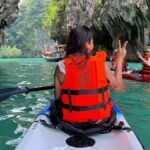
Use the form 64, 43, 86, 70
0, 87, 28, 102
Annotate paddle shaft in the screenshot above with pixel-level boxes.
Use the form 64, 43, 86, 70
27, 85, 54, 93
0, 85, 54, 101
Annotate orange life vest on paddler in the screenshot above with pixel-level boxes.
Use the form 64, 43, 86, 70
142, 54, 150, 73
61, 51, 113, 123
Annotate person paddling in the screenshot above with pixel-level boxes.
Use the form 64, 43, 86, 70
51, 25, 128, 134
137, 46, 150, 74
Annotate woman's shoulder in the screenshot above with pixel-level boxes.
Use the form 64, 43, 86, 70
58, 60, 64, 65
93, 51, 107, 61
57, 60, 65, 74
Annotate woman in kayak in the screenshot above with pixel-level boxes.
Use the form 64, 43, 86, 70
53, 25, 128, 131
137, 46, 150, 74
110, 49, 128, 72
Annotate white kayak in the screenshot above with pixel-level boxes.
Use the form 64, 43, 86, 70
16, 98, 144, 150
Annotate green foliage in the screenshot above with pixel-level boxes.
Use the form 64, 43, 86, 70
96, 0, 104, 4
5, 0, 50, 57
42, 0, 66, 38
0, 45, 22, 58
43, 1, 58, 29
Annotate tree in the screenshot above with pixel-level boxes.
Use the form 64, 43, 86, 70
4, 0, 51, 57
42, 0, 67, 43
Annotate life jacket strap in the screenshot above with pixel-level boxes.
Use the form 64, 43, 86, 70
62, 102, 107, 111
62, 86, 108, 95
56, 110, 131, 136
101, 87, 106, 109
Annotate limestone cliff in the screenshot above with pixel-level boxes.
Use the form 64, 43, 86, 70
92, 0, 150, 61
57, 0, 150, 61
65, 0, 96, 29
0, 0, 20, 45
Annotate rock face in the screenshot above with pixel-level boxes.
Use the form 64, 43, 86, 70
0, 0, 20, 45
65, 0, 96, 29
62, 0, 150, 61
92, 0, 150, 61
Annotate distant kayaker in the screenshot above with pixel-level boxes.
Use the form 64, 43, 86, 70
137, 46, 150, 74
110, 49, 128, 72
52, 25, 128, 133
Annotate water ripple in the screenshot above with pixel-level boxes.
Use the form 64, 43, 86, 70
6, 138, 22, 147
17, 81, 31, 85
10, 107, 26, 113
14, 124, 27, 135
0, 115, 15, 121
16, 116, 34, 122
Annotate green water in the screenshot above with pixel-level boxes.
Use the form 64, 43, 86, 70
0, 58, 149, 150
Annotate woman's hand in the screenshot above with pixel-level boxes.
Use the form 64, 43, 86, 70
117, 40, 128, 61
136, 51, 142, 58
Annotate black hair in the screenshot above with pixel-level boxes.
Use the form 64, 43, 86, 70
65, 25, 93, 58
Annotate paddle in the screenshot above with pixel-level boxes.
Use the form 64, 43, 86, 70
0, 85, 54, 102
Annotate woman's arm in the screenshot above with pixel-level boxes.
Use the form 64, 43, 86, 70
137, 51, 150, 66
54, 65, 65, 100
105, 63, 126, 91
105, 40, 127, 91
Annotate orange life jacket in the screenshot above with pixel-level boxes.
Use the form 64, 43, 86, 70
142, 54, 150, 73
61, 51, 113, 123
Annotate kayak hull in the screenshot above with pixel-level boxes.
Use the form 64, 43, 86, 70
42, 55, 63, 62
122, 71, 150, 82
16, 99, 144, 150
